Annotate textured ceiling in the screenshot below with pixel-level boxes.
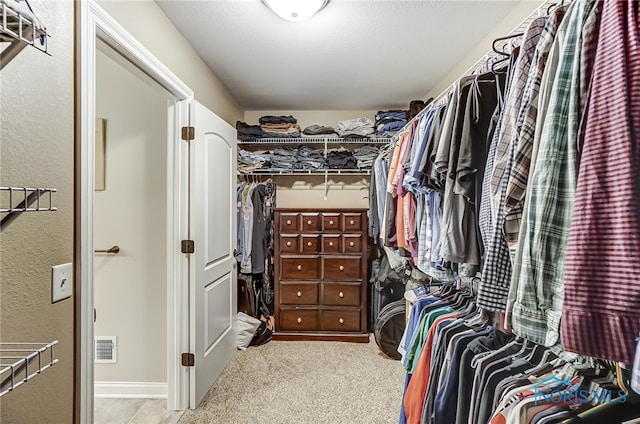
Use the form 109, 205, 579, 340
156, 0, 522, 110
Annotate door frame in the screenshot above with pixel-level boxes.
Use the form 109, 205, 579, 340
75, 1, 193, 422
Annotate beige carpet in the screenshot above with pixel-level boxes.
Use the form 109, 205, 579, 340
178, 335, 405, 424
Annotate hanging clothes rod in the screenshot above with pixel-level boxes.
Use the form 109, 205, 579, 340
390, 0, 556, 143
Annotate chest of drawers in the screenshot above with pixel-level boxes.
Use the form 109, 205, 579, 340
273, 208, 369, 342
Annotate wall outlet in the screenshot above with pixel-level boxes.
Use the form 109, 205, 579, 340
51, 263, 73, 303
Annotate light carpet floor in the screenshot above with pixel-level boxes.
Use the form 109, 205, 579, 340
178, 335, 405, 424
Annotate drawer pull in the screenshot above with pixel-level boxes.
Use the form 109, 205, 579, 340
339, 318, 344, 324
297, 291, 302, 297
286, 241, 292, 247
297, 265, 302, 271
286, 219, 292, 225
339, 265, 344, 271
297, 317, 303, 324
339, 291, 344, 298
307, 241, 313, 247
349, 220, 355, 225
349, 241, 355, 247
329, 220, 334, 225
307, 220, 312, 225
329, 241, 334, 247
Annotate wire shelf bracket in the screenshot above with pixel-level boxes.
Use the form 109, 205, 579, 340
0, 341, 59, 398
0, 0, 50, 70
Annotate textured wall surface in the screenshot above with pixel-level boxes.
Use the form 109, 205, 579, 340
94, 49, 168, 384
0, 1, 74, 423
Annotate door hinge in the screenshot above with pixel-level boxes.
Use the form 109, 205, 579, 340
181, 353, 195, 367
181, 239, 195, 254
181, 126, 194, 141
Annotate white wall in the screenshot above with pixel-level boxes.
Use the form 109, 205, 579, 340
0, 2, 74, 423
243, 110, 383, 209
98, 0, 242, 126
94, 49, 168, 384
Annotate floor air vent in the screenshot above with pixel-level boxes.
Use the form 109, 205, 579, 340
94, 336, 117, 363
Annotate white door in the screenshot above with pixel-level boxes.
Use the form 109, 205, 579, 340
189, 101, 237, 408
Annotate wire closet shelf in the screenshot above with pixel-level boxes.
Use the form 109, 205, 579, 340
0, 341, 59, 398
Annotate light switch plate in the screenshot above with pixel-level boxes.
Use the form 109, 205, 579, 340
51, 263, 73, 303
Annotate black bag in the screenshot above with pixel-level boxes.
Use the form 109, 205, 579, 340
249, 320, 272, 347
373, 299, 406, 360
369, 255, 409, 329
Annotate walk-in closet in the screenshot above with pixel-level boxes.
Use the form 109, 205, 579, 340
1, 0, 638, 423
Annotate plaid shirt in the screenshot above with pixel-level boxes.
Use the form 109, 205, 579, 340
562, 0, 640, 364
511, 0, 596, 346
477, 17, 547, 313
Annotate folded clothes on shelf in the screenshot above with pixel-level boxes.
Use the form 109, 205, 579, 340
327, 150, 357, 169
375, 109, 407, 136
337, 118, 375, 138
302, 124, 339, 136
353, 145, 381, 169
258, 115, 297, 125
236, 121, 301, 140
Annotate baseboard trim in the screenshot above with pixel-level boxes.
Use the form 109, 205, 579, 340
94, 381, 167, 398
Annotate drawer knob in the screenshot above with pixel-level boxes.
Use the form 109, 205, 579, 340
350, 220, 355, 225
297, 291, 302, 297
297, 317, 303, 324
339, 265, 344, 271
297, 265, 302, 271
307, 220, 312, 225
307, 241, 313, 247
339, 291, 344, 298
329, 241, 334, 247
286, 219, 292, 225
329, 220, 334, 225
286, 241, 292, 247
349, 241, 355, 247
339, 318, 344, 324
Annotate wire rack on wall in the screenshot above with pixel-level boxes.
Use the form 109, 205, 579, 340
0, 0, 50, 70
0, 186, 58, 232
239, 169, 372, 176
237, 137, 392, 145
0, 341, 59, 398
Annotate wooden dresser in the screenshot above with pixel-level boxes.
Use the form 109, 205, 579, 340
273, 208, 369, 342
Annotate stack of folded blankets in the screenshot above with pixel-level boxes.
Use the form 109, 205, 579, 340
353, 145, 380, 169
375, 110, 407, 136
236, 115, 301, 140
302, 125, 339, 138
337, 118, 375, 138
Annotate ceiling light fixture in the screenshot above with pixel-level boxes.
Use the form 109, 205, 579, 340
261, 0, 329, 22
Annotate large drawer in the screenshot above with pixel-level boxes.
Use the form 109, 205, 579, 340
280, 282, 319, 305
323, 256, 362, 281
280, 256, 320, 280
321, 309, 361, 332
279, 308, 319, 331
321, 283, 361, 306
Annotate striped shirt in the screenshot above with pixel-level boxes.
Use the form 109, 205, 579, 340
561, 0, 640, 364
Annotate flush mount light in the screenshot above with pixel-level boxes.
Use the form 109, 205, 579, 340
262, 0, 329, 22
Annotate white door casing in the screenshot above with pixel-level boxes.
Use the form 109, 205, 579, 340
189, 101, 238, 408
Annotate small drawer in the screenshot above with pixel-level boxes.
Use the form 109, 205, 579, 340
280, 308, 319, 332
322, 283, 361, 306
323, 256, 362, 281
343, 213, 362, 232
301, 235, 320, 253
343, 235, 361, 253
280, 213, 299, 232
322, 235, 340, 253
280, 235, 299, 253
322, 213, 341, 231
280, 283, 319, 305
321, 309, 361, 332
281, 256, 320, 280
301, 213, 320, 232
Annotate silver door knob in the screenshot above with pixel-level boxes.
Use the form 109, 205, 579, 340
307, 241, 312, 247
297, 291, 302, 297
339, 291, 344, 298
339, 318, 344, 324
297, 265, 302, 271
297, 317, 303, 324
349, 241, 355, 247
287, 241, 292, 247
329, 241, 334, 247
286, 219, 292, 225
339, 265, 344, 271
